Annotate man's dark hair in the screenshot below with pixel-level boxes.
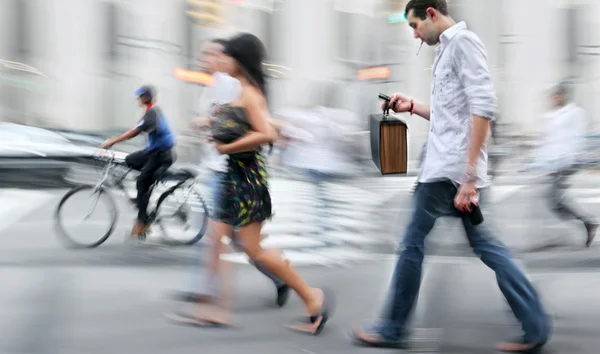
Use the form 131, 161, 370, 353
405, 0, 449, 20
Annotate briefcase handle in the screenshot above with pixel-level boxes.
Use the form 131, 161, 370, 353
378, 93, 391, 120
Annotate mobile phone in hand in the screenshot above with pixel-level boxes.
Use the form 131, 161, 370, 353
378, 93, 391, 102
467, 204, 484, 225
467, 192, 484, 225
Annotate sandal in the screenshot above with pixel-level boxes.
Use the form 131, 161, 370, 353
496, 337, 546, 353
164, 311, 238, 329
351, 328, 408, 349
287, 288, 333, 336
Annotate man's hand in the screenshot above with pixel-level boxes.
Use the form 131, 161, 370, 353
454, 181, 478, 213
99, 138, 117, 149
383, 93, 413, 113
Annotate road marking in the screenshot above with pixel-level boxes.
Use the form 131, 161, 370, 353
577, 197, 600, 204
260, 235, 325, 248
0, 189, 56, 234
221, 248, 375, 267
490, 185, 527, 203
530, 270, 600, 277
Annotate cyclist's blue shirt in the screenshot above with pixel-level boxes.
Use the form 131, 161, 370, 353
135, 104, 175, 151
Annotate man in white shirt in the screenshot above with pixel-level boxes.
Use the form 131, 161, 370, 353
352, 1, 551, 352
277, 106, 355, 238
537, 83, 597, 247
176, 38, 289, 307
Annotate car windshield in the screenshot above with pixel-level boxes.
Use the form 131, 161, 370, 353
0, 124, 71, 145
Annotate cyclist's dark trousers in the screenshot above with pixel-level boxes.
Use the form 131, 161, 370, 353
125, 148, 174, 223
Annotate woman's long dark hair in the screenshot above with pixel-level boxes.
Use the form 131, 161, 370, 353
224, 33, 268, 99
224, 33, 273, 154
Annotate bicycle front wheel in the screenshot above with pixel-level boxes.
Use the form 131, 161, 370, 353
54, 185, 118, 248
154, 185, 208, 246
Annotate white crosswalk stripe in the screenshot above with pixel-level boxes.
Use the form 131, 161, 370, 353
188, 176, 535, 267
0, 174, 566, 267
567, 188, 600, 204
346, 176, 528, 204
0, 189, 56, 234
190, 178, 387, 266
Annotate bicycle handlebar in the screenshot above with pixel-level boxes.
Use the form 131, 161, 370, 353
95, 148, 116, 161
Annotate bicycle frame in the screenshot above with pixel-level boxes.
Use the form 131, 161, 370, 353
55, 149, 209, 248
95, 149, 200, 222
81, 150, 119, 219
148, 178, 198, 224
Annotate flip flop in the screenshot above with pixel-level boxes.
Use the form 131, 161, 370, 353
287, 288, 334, 336
351, 328, 408, 349
496, 337, 546, 353
164, 311, 238, 329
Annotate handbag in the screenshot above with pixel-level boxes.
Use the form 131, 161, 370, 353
211, 105, 256, 160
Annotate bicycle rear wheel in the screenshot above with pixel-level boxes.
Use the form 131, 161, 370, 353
54, 185, 118, 248
154, 185, 208, 246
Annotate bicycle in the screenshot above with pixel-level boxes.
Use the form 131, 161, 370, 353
54, 149, 209, 248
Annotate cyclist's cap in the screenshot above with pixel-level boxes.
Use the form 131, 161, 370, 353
134, 85, 156, 99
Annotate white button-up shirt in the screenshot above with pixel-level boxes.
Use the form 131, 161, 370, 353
536, 103, 587, 172
199, 72, 242, 172
418, 21, 497, 188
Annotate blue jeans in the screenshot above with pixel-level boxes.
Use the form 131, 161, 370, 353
375, 180, 550, 344
306, 169, 336, 234
305, 169, 351, 236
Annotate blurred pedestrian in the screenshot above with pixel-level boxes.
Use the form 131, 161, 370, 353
277, 106, 352, 238
536, 82, 597, 247
170, 38, 289, 310
169, 33, 332, 334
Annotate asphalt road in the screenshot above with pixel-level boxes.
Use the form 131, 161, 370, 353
1, 259, 599, 353
2, 173, 600, 353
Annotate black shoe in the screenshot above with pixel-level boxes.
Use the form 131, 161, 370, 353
585, 223, 598, 247
170, 291, 213, 303
276, 285, 290, 307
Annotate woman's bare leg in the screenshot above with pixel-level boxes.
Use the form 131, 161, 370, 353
236, 222, 325, 317
190, 221, 237, 325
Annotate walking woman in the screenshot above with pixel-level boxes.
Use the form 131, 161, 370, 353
168, 33, 332, 335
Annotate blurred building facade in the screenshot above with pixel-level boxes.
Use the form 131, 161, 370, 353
0, 0, 598, 160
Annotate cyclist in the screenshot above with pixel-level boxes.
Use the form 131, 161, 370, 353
99, 85, 176, 238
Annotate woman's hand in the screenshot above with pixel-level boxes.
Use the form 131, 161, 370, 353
206, 136, 229, 154
214, 141, 232, 155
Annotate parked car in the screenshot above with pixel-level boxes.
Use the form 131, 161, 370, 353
0, 123, 124, 188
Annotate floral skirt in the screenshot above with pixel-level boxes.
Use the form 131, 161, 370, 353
212, 152, 272, 228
